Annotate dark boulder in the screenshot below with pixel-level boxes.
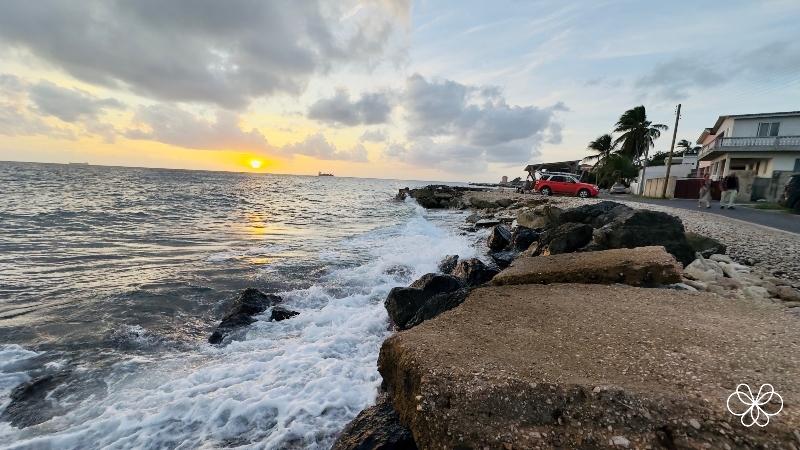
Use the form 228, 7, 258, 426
437, 255, 459, 274
331, 398, 417, 450
474, 218, 501, 228
487, 225, 512, 251
495, 198, 515, 208
507, 226, 538, 251
557, 201, 633, 228
270, 306, 299, 322
209, 288, 283, 344
592, 209, 696, 267
1, 371, 72, 428
452, 258, 500, 286
386, 274, 466, 329
516, 205, 563, 229
490, 250, 519, 269
396, 185, 478, 209
537, 223, 594, 256
406, 287, 475, 329
685, 232, 727, 258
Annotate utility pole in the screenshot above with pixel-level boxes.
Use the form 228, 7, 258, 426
661, 104, 681, 199
639, 135, 649, 196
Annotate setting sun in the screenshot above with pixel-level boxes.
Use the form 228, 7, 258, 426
249, 159, 263, 169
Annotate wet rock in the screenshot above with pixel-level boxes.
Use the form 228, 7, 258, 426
492, 246, 682, 287
209, 288, 283, 344
452, 258, 500, 286
495, 198, 515, 208
396, 185, 479, 209
465, 213, 480, 223
507, 226, 538, 251
331, 398, 417, 450
592, 209, 696, 267
437, 255, 459, 274
386, 274, 466, 329
0, 370, 79, 428
487, 225, 512, 251
406, 287, 475, 329
537, 222, 594, 256
474, 218, 501, 228
270, 306, 299, 322
490, 250, 519, 269
685, 232, 727, 258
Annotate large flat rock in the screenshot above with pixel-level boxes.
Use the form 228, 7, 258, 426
378, 284, 800, 449
492, 246, 682, 287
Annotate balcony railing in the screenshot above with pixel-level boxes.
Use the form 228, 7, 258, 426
699, 135, 800, 159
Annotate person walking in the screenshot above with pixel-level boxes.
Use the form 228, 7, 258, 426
698, 173, 712, 208
720, 171, 739, 209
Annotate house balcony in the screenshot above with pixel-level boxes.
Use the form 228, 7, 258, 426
698, 135, 800, 161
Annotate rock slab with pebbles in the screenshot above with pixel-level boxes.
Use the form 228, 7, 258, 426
208, 288, 283, 344
378, 284, 800, 450
491, 246, 682, 287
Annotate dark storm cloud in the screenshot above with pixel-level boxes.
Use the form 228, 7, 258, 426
0, 0, 411, 109
29, 80, 125, 123
382, 74, 564, 173
308, 87, 396, 126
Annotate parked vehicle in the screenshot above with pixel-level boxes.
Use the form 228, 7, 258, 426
534, 172, 599, 198
778, 174, 800, 212
609, 183, 628, 194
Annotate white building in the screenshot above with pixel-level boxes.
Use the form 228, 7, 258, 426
696, 111, 800, 201
630, 148, 698, 196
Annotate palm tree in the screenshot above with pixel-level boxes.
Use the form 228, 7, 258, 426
613, 106, 668, 162
583, 134, 616, 168
676, 139, 693, 154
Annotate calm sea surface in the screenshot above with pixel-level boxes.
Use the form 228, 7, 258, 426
0, 162, 481, 449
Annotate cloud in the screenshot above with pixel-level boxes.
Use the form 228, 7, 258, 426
635, 55, 728, 100
308, 87, 395, 126
635, 41, 800, 100
282, 133, 370, 162
403, 74, 565, 146
125, 104, 270, 151
0, 1, 411, 109
125, 104, 369, 162
381, 74, 563, 173
29, 80, 125, 122
360, 128, 389, 142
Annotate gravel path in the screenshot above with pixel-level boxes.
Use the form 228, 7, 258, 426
464, 190, 800, 285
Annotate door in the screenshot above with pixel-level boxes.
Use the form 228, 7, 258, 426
563, 177, 579, 195
548, 175, 567, 193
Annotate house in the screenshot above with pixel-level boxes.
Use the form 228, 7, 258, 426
696, 111, 800, 202
630, 147, 700, 196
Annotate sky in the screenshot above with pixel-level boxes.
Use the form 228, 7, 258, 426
1, 0, 799, 182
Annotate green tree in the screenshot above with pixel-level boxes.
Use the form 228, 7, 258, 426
676, 139, 694, 153
595, 154, 638, 188
613, 106, 668, 162
583, 133, 617, 167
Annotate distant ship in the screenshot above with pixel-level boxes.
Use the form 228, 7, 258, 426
69, 162, 89, 165
318, 172, 334, 177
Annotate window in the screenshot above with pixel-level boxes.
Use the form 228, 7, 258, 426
757, 122, 780, 137
549, 176, 566, 182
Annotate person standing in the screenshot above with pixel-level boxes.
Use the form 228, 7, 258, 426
720, 171, 739, 209
698, 173, 712, 208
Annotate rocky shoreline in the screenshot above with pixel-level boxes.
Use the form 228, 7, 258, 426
334, 186, 800, 450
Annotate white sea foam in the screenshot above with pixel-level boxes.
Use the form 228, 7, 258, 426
206, 245, 288, 262
1, 206, 476, 449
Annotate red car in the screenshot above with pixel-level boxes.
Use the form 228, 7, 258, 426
535, 173, 599, 198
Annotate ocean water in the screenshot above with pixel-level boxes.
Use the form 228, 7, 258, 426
0, 162, 482, 449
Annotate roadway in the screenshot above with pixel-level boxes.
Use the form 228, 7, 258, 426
598, 194, 800, 235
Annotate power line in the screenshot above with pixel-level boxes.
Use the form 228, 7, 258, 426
683, 78, 800, 118
686, 61, 800, 107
